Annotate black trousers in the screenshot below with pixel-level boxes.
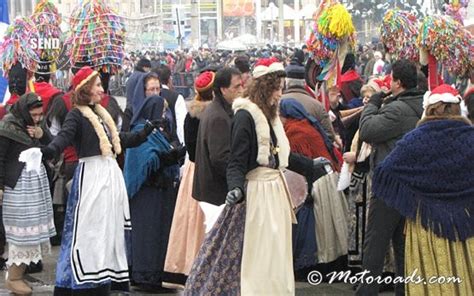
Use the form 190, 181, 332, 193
355, 197, 405, 296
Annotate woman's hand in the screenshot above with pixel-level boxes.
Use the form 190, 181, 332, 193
27, 126, 43, 139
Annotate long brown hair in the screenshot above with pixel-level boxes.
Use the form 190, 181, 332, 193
245, 72, 282, 121
72, 74, 99, 106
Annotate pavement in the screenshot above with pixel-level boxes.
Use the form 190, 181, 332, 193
0, 245, 396, 296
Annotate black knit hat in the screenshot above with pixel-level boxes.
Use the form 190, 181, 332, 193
285, 63, 305, 80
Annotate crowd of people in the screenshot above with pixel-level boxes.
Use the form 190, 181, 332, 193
0, 34, 473, 296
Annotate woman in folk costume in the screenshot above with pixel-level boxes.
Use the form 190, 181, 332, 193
123, 75, 184, 292
37, 66, 158, 295
285, 97, 349, 267
185, 58, 330, 295
372, 84, 473, 295
162, 71, 215, 289
0, 93, 56, 295
278, 98, 340, 274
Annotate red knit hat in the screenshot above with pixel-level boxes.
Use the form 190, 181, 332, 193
72, 66, 99, 91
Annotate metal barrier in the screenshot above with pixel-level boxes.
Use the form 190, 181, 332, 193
172, 72, 195, 99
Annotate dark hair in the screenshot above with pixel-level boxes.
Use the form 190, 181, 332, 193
136, 58, 151, 72
154, 65, 172, 85
416, 70, 428, 92
246, 72, 282, 121
72, 74, 100, 106
234, 55, 250, 73
99, 71, 110, 94
465, 91, 474, 122
391, 59, 417, 90
213, 67, 241, 98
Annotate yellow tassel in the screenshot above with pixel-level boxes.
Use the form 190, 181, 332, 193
319, 4, 355, 39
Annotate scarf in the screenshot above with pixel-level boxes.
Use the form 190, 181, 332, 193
284, 119, 338, 170
75, 104, 122, 156
373, 120, 474, 241
280, 99, 337, 163
123, 124, 176, 199
0, 93, 43, 146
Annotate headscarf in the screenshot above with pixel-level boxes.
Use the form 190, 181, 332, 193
0, 93, 43, 145
130, 72, 149, 114
123, 95, 178, 198
130, 95, 165, 127
280, 99, 334, 154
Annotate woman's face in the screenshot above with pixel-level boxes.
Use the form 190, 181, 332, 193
29, 107, 43, 125
270, 79, 284, 106
90, 76, 104, 104
145, 78, 161, 97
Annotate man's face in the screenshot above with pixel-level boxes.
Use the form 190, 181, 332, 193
221, 74, 243, 102
145, 78, 161, 97
390, 75, 403, 96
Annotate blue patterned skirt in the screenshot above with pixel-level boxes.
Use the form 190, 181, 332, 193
184, 203, 245, 295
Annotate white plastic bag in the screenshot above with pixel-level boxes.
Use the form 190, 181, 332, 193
337, 161, 351, 191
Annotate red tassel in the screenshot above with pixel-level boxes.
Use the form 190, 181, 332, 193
428, 53, 439, 90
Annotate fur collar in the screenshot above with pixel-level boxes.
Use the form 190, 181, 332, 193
232, 98, 290, 168
418, 115, 472, 126
76, 104, 122, 156
186, 99, 211, 119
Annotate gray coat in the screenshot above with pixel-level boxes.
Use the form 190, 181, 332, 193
192, 94, 233, 205
281, 86, 336, 141
359, 89, 424, 169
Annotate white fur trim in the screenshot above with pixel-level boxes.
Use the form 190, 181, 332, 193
232, 98, 290, 169
423, 91, 461, 110
252, 62, 285, 79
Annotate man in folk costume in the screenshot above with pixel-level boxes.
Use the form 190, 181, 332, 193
185, 58, 331, 295
37, 67, 159, 295
372, 84, 473, 295
356, 59, 424, 296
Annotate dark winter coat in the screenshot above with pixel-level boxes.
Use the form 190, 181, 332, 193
192, 94, 233, 205
359, 88, 424, 169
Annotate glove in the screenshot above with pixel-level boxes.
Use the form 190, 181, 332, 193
143, 120, 160, 135
40, 146, 55, 160
309, 157, 332, 184
160, 145, 187, 166
225, 187, 244, 206
368, 92, 385, 108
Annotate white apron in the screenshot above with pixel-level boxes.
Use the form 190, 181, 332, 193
241, 167, 297, 296
71, 156, 131, 283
